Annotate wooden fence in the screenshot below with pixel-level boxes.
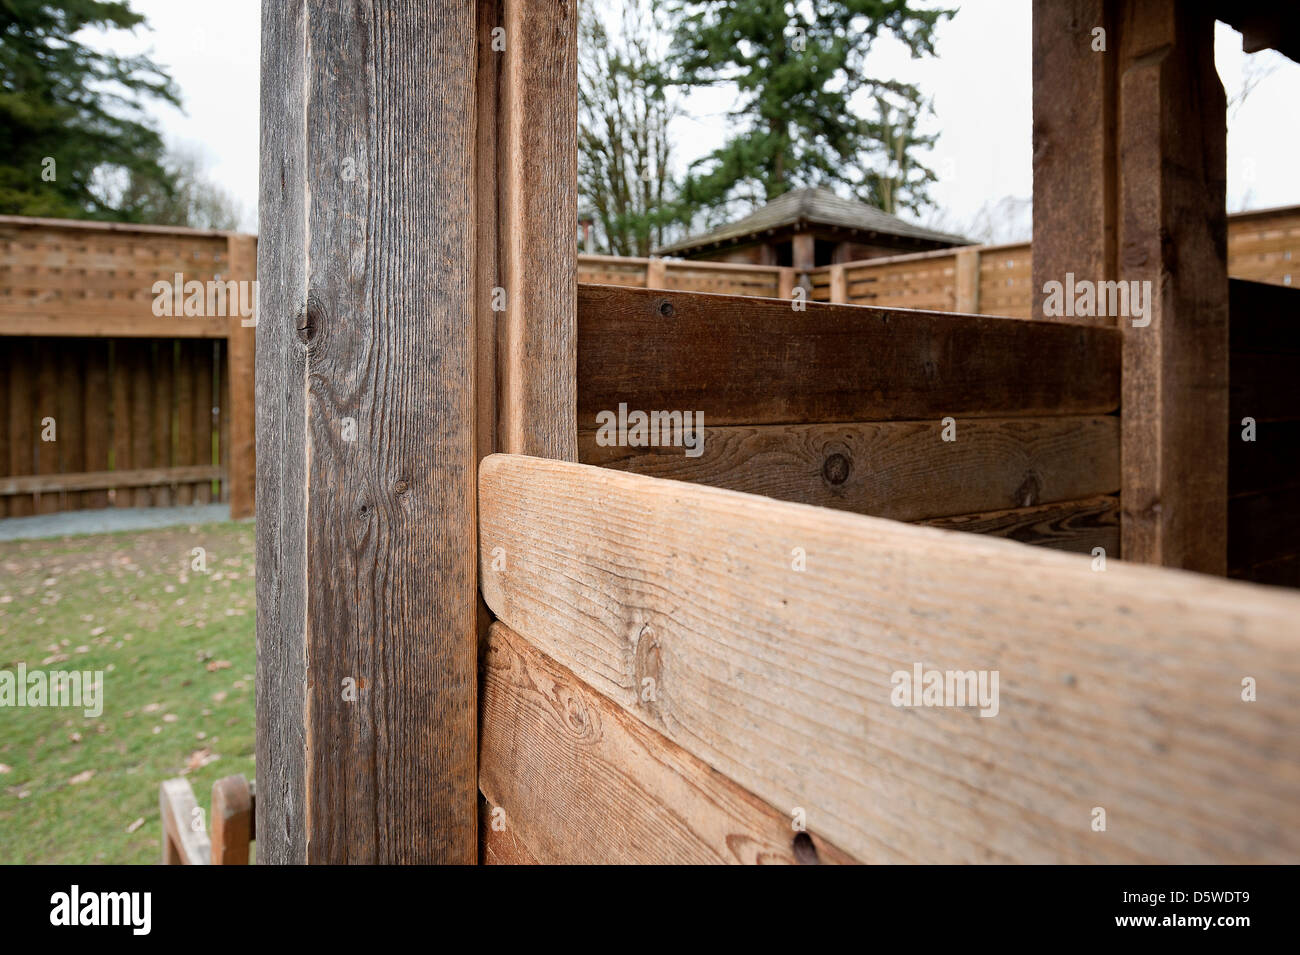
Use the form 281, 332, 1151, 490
0, 217, 256, 517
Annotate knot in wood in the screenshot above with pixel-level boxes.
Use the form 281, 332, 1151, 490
822, 452, 851, 486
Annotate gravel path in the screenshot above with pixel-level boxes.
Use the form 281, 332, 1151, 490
0, 504, 234, 542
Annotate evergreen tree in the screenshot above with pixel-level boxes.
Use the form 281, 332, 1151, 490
669, 0, 952, 221
0, 0, 181, 220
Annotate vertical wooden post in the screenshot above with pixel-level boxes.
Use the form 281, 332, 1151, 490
225, 235, 256, 520
792, 232, 816, 270
828, 264, 848, 304
645, 257, 667, 291
777, 267, 796, 301
954, 247, 981, 313
258, 1, 486, 863
1032, 0, 1227, 573
210, 775, 253, 865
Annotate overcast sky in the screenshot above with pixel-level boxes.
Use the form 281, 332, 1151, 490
86, 0, 1300, 236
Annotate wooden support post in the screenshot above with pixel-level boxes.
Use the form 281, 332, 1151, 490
645, 257, 667, 290
777, 267, 796, 301
954, 247, 980, 313
1032, 0, 1227, 573
210, 774, 253, 865
792, 232, 816, 270
225, 235, 256, 519
257, 1, 510, 864
828, 264, 847, 304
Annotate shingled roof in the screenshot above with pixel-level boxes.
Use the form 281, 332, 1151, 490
654, 186, 971, 256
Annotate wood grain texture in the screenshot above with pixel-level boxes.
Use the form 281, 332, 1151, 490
479, 792, 538, 865
160, 777, 210, 865
226, 235, 256, 519
479, 454, 1300, 864
577, 284, 1120, 427
918, 495, 1118, 555
493, 0, 577, 460
210, 774, 253, 865
256, 0, 478, 863
579, 416, 1119, 523
0, 465, 222, 495
1118, 0, 1228, 574
480, 621, 858, 865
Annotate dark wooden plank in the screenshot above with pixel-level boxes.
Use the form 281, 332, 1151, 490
151, 340, 175, 507
110, 340, 133, 508
577, 284, 1120, 427
129, 341, 153, 506
174, 341, 195, 506
82, 340, 110, 508
481, 621, 858, 865
8, 339, 36, 515
56, 341, 86, 511
256, 0, 480, 864
192, 341, 213, 505
918, 495, 1119, 555
579, 416, 1118, 522
34, 343, 59, 513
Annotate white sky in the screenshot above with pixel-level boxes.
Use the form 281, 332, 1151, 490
85, 0, 1300, 236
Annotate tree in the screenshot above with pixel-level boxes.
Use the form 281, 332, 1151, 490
579, 0, 684, 256
0, 0, 180, 220
860, 89, 938, 216
669, 0, 953, 221
111, 146, 244, 230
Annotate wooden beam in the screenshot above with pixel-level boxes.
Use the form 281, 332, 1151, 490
480, 621, 858, 864
256, 0, 481, 864
210, 774, 253, 865
954, 246, 981, 313
479, 454, 1300, 863
225, 235, 256, 519
1032, 0, 1229, 573
482, 0, 578, 461
578, 284, 1120, 427
645, 257, 666, 289
918, 495, 1119, 555
160, 778, 211, 865
828, 264, 847, 303
0, 465, 223, 496
578, 416, 1119, 523
0, 313, 227, 338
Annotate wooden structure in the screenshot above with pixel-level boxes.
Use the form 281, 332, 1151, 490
242, 0, 1300, 864
652, 186, 971, 267
1, 207, 1294, 520
160, 774, 254, 865
0, 217, 256, 518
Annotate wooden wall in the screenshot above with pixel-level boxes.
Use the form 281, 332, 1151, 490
0, 217, 251, 516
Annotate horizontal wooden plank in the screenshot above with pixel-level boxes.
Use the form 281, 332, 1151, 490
479, 793, 540, 865
480, 621, 857, 865
0, 465, 223, 495
479, 453, 1300, 864
917, 495, 1119, 555
0, 313, 228, 338
578, 416, 1118, 522
577, 284, 1120, 426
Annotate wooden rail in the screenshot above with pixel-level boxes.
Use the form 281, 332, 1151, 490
159, 774, 255, 865
478, 453, 1300, 864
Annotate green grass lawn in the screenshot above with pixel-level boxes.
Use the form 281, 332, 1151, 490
0, 521, 255, 864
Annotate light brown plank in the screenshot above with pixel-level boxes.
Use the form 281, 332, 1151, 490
577, 284, 1120, 427
0, 313, 227, 338
159, 777, 211, 865
226, 235, 256, 518
578, 416, 1119, 522
210, 774, 253, 865
481, 621, 858, 865
479, 453, 1300, 864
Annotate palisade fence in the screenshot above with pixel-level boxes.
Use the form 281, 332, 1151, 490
0, 206, 1296, 517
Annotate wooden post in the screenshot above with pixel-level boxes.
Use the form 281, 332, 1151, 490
828, 265, 848, 304
210, 775, 253, 865
1032, 0, 1227, 573
225, 235, 256, 519
954, 247, 980, 313
645, 257, 667, 291
792, 232, 816, 270
258, 0, 575, 865
777, 267, 796, 301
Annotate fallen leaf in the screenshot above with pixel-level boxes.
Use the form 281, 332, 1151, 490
126, 817, 145, 833
205, 660, 232, 672
69, 770, 95, 784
